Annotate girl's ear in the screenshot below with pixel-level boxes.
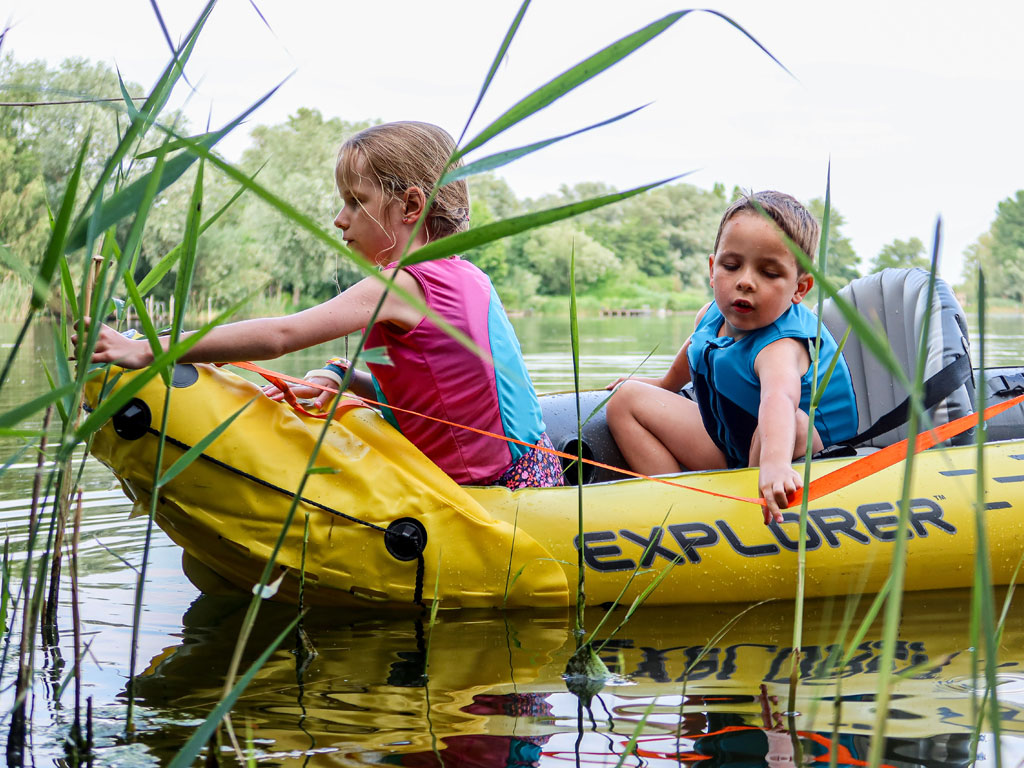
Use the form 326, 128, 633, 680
792, 271, 814, 304
401, 186, 426, 223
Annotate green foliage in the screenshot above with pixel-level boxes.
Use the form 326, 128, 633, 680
807, 197, 860, 288
231, 109, 376, 305
961, 190, 1024, 303
870, 236, 929, 273
520, 221, 620, 294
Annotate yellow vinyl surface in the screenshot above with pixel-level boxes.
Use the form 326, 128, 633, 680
87, 364, 1024, 610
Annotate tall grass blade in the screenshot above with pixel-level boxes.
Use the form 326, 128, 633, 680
969, 267, 1003, 764
72, 0, 215, 225
406, 177, 686, 265
866, 220, 942, 768
59, 254, 78, 318
74, 298, 248, 441
66, 105, 271, 252
122, 274, 169, 385
119, 142, 169, 280
157, 398, 257, 486
33, 134, 89, 309
441, 105, 647, 185
569, 242, 586, 632
135, 169, 254, 295
458, 12, 688, 157
166, 615, 299, 768
170, 158, 205, 341
0, 244, 48, 300
0, 382, 80, 431
458, 0, 530, 145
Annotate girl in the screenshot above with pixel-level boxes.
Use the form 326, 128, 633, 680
84, 121, 563, 489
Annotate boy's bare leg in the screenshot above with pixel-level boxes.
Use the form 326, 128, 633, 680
748, 408, 824, 467
607, 380, 725, 475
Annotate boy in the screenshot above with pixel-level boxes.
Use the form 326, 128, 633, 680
606, 191, 858, 524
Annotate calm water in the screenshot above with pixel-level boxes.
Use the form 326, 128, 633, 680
2, 313, 1024, 767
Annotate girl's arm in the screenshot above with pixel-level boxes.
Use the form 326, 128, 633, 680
752, 337, 809, 524
82, 269, 426, 369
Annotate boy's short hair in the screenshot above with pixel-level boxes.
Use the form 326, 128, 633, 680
713, 191, 821, 271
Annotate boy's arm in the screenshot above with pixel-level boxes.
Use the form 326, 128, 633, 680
606, 302, 711, 392
752, 337, 809, 524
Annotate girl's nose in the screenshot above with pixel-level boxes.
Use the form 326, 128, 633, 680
333, 209, 346, 229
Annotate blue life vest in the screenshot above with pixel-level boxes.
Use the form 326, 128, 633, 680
687, 303, 858, 468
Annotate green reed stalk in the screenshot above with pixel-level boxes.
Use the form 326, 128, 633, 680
865, 222, 942, 768
968, 269, 1003, 766
788, 169, 833, 719
570, 244, 586, 634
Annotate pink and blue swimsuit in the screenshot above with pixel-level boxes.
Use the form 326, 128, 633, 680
355, 256, 562, 488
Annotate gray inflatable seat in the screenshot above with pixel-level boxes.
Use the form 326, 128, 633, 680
819, 267, 975, 448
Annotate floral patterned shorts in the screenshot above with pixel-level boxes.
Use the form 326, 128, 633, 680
492, 432, 566, 490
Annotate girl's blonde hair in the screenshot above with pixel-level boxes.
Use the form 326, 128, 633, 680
336, 122, 470, 241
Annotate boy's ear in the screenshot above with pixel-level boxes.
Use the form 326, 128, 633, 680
792, 271, 814, 304
401, 186, 426, 223
707, 254, 715, 284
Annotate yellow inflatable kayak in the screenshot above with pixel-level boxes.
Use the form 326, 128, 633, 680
85, 359, 1024, 611
83, 272, 1024, 610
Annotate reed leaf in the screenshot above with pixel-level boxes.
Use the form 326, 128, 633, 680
116, 68, 140, 122
72, 0, 214, 228
613, 697, 659, 768
73, 298, 249, 441
0, 244, 47, 298
166, 615, 299, 768
59, 254, 78, 318
136, 167, 256, 295
135, 130, 223, 160
66, 112, 256, 253
570, 242, 586, 631
866, 222, 942, 768
970, 268, 1004, 763
458, 0, 530, 146
119, 141, 169, 281
406, 177, 685, 266
457, 12, 687, 158
170, 158, 205, 341
34, 133, 89, 309
0, 382, 79, 431
123, 274, 169, 385
441, 105, 647, 186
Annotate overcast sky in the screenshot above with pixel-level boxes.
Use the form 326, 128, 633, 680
5, 0, 1023, 284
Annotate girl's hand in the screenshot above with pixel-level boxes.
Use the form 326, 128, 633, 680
758, 462, 802, 526
262, 376, 337, 410
72, 318, 155, 369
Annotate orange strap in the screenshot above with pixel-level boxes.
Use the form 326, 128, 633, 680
230, 361, 1023, 508
231, 361, 763, 505
794, 392, 1024, 505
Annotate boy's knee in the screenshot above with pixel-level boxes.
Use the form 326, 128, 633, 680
607, 379, 641, 422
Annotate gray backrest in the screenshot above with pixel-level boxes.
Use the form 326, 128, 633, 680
820, 268, 974, 447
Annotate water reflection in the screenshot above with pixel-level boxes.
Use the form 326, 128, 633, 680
125, 590, 1023, 766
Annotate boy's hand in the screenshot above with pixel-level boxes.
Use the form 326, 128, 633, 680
72, 317, 154, 369
758, 462, 802, 526
605, 375, 661, 391
262, 377, 337, 410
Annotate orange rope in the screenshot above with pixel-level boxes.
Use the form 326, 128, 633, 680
229, 361, 1024, 509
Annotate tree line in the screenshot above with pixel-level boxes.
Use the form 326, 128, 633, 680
0, 54, 1013, 319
